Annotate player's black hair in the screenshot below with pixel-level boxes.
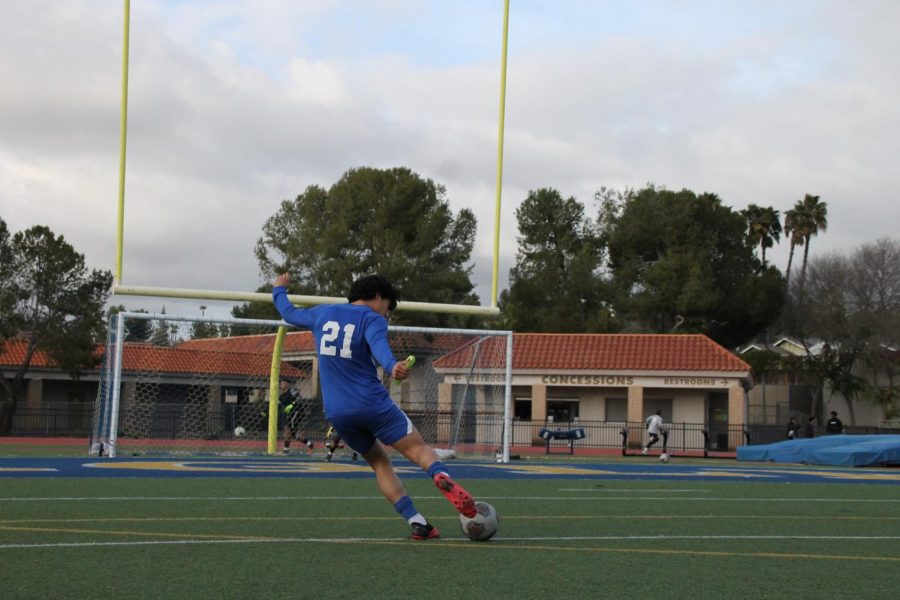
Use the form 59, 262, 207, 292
348, 274, 399, 311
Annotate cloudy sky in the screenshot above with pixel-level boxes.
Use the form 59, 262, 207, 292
2, 0, 898, 320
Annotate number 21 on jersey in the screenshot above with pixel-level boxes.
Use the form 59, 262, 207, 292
320, 321, 355, 358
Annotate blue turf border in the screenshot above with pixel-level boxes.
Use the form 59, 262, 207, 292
0, 457, 897, 485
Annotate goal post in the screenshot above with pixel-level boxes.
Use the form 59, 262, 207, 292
91, 312, 513, 461
92, 312, 296, 458
110, 0, 511, 316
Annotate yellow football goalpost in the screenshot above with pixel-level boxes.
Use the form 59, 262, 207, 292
109, 0, 513, 456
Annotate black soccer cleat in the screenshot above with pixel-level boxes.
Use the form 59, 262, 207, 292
409, 522, 440, 540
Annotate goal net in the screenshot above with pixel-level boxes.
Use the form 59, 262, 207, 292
91, 312, 513, 461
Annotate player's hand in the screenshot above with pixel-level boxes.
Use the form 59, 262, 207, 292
391, 361, 410, 381
284, 403, 295, 414
274, 272, 291, 287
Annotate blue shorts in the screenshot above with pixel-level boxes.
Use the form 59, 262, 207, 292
328, 404, 414, 456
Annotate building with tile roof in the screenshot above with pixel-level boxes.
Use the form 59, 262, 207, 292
427, 333, 750, 449
2, 332, 751, 446
0, 338, 305, 435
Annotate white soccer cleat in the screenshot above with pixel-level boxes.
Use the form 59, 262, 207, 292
641, 447, 648, 455
435, 448, 457, 460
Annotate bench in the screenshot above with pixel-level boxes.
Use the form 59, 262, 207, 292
539, 428, 585, 455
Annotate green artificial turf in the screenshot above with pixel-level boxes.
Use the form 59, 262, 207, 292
0, 476, 897, 599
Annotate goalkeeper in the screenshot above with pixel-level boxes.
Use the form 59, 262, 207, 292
276, 378, 314, 455
324, 422, 359, 462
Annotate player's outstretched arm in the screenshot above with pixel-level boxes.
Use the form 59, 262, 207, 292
272, 273, 312, 327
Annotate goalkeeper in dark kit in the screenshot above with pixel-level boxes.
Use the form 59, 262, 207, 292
324, 423, 359, 462
277, 378, 314, 455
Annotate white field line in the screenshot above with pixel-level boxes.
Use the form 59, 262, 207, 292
2, 514, 898, 526
1, 534, 899, 551
0, 468, 58, 472
557, 488, 710, 492
1, 495, 897, 503
0, 496, 384, 501
498, 535, 900, 541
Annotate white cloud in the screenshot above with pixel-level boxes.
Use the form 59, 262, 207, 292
285, 58, 351, 107
1, 0, 898, 319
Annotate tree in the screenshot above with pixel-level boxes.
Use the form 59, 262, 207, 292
855, 239, 900, 420
801, 239, 900, 424
189, 320, 221, 340
252, 167, 480, 328
848, 238, 900, 343
783, 194, 829, 300
499, 188, 609, 332
0, 220, 112, 434
0, 220, 17, 340
149, 307, 172, 347
864, 346, 900, 422
825, 349, 868, 426
796, 194, 828, 297
605, 186, 785, 347
742, 204, 782, 267
783, 206, 805, 288
228, 289, 282, 336
107, 305, 152, 342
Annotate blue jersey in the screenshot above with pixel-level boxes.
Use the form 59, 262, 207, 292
272, 287, 398, 418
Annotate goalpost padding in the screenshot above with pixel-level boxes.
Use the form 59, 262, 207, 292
91, 312, 513, 461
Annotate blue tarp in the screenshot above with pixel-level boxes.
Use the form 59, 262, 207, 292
737, 434, 900, 467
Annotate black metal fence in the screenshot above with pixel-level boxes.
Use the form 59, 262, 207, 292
7, 408, 900, 453
510, 420, 748, 453
8, 406, 94, 437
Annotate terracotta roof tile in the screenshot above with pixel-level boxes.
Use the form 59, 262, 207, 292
0, 339, 62, 368
433, 333, 749, 372
0, 339, 302, 378
3, 333, 748, 377
178, 331, 314, 354
120, 345, 303, 378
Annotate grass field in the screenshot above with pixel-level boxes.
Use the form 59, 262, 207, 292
1, 454, 898, 600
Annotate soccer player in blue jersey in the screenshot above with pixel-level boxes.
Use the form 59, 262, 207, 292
272, 273, 477, 540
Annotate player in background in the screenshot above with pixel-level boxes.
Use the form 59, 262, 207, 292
642, 409, 664, 455
324, 423, 359, 462
272, 273, 477, 540
786, 416, 801, 439
826, 411, 844, 434
276, 378, 314, 455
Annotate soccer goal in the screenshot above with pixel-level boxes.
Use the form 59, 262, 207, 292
91, 312, 513, 461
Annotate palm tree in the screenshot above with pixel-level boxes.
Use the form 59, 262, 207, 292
783, 206, 805, 287
797, 194, 828, 295
743, 204, 782, 267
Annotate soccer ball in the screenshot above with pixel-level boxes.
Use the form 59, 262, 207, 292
459, 501, 499, 541
659, 453, 670, 463
234, 426, 246, 438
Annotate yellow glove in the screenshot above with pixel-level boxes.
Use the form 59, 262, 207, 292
394, 355, 415, 384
